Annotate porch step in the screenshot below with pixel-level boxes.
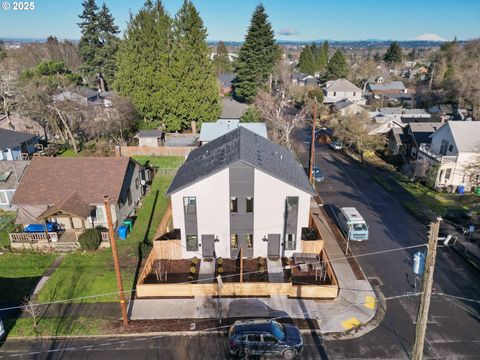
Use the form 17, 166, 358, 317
54, 242, 79, 252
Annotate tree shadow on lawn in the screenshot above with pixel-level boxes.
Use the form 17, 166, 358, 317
128, 190, 159, 317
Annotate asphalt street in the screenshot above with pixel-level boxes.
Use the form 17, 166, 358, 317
1, 139, 479, 360
311, 141, 480, 359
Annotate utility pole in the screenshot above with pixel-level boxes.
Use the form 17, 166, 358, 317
411, 217, 441, 360
309, 98, 317, 184
104, 195, 129, 327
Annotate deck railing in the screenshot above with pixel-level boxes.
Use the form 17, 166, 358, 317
9, 232, 59, 243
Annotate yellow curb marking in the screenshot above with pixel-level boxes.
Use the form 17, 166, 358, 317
365, 295, 376, 310
341, 317, 361, 330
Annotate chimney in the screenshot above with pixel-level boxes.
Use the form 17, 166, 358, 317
114, 145, 121, 159
191, 120, 197, 134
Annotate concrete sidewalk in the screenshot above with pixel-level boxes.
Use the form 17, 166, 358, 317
127, 201, 377, 335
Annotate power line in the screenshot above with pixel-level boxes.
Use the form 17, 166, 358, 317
434, 292, 480, 304
0, 243, 428, 314
0, 292, 422, 358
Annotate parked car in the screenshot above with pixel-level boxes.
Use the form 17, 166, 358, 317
313, 167, 325, 182
228, 319, 303, 359
329, 141, 342, 151
0, 316, 5, 341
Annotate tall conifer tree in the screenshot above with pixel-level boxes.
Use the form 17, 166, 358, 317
325, 49, 349, 80
213, 41, 232, 75
115, 0, 172, 122
97, 2, 120, 89
233, 4, 279, 102
78, 0, 101, 81
164, 0, 220, 131
298, 45, 316, 75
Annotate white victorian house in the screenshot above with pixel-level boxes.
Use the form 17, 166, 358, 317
166, 127, 315, 260
417, 121, 480, 189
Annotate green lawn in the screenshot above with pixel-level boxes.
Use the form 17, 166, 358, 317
132, 155, 185, 168
0, 211, 18, 248
390, 172, 478, 216
5, 317, 108, 337
37, 174, 174, 304
0, 253, 56, 304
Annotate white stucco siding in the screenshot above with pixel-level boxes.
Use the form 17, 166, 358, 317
171, 168, 230, 258
253, 169, 311, 258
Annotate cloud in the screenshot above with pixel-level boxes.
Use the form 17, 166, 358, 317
278, 27, 299, 36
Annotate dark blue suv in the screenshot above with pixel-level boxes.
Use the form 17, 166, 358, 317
228, 319, 303, 359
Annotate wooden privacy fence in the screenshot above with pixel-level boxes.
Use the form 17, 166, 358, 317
136, 277, 338, 299
117, 146, 194, 157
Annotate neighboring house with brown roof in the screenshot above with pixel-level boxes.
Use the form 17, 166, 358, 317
11, 157, 145, 233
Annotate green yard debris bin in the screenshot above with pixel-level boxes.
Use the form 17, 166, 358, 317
476, 186, 480, 195
122, 219, 133, 232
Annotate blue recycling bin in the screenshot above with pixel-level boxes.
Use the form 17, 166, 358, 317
457, 185, 465, 194
118, 225, 128, 240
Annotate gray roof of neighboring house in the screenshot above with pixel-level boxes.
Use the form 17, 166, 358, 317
0, 160, 29, 190
292, 72, 309, 80
409, 122, 441, 145
427, 104, 454, 115
167, 127, 314, 196
447, 121, 480, 152
333, 99, 354, 110
0, 128, 36, 150
379, 107, 429, 116
221, 98, 249, 119
134, 130, 163, 139
368, 81, 405, 91
199, 119, 268, 142
218, 72, 235, 88
304, 77, 318, 86
324, 79, 362, 93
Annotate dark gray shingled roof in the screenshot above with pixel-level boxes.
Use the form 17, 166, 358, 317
166, 127, 314, 196
0, 128, 36, 150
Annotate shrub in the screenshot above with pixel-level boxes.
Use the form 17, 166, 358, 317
216, 257, 223, 265
192, 257, 199, 264
258, 266, 265, 274
78, 229, 102, 250
189, 266, 196, 274
217, 266, 224, 274
257, 257, 264, 265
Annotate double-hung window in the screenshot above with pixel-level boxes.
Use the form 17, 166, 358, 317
246, 197, 254, 213
285, 234, 296, 250
183, 197, 197, 214
230, 197, 238, 213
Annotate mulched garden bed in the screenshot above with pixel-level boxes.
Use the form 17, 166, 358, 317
144, 259, 200, 284
106, 316, 320, 334
214, 258, 268, 283
282, 258, 331, 286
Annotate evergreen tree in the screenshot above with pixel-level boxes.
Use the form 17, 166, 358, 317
78, 0, 101, 81
213, 41, 232, 75
322, 41, 329, 61
383, 41, 403, 64
315, 42, 327, 73
0, 40, 6, 61
115, 0, 172, 123
164, 0, 220, 131
233, 4, 279, 102
97, 2, 120, 89
325, 49, 348, 80
298, 45, 316, 75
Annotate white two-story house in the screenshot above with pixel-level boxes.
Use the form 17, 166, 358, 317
166, 127, 315, 259
417, 121, 480, 189
322, 79, 363, 104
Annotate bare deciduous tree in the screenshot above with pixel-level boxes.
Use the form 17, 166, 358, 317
21, 297, 42, 329
332, 112, 387, 162
0, 58, 19, 125
254, 62, 310, 152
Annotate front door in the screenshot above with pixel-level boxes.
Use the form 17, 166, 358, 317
202, 234, 215, 258
267, 234, 281, 258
